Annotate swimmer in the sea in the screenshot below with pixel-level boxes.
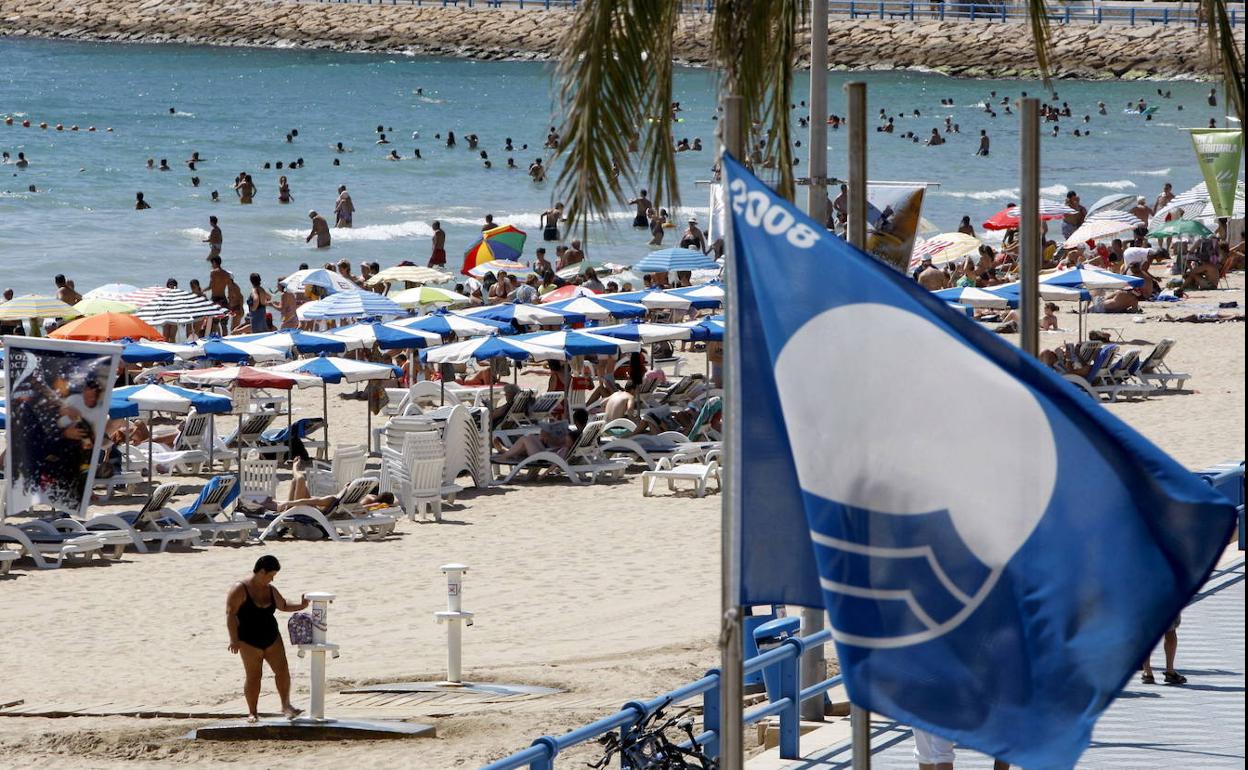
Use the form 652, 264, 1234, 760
377, 133, 390, 145
135, 191, 151, 210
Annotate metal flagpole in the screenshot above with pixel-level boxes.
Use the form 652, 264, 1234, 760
801, 0, 830, 724
845, 80, 872, 770
719, 93, 745, 770
1020, 98, 1041, 357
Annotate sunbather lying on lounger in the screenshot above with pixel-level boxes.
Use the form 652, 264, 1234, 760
1088, 288, 1139, 314
493, 414, 583, 462
243, 458, 394, 514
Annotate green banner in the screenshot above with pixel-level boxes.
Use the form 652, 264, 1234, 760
1188, 129, 1243, 218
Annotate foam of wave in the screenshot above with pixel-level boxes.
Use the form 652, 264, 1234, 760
180, 227, 209, 239
1039, 184, 1067, 197
939, 188, 1018, 201
274, 220, 435, 241
1135, 168, 1172, 177
1079, 180, 1137, 190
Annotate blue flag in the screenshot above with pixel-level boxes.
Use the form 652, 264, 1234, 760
724, 154, 1237, 769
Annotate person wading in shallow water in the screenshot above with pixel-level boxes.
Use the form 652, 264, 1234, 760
225, 555, 309, 722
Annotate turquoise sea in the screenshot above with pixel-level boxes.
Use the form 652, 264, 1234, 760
0, 38, 1225, 295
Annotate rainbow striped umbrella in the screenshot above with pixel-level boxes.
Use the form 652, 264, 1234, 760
461, 224, 527, 275
0, 294, 79, 321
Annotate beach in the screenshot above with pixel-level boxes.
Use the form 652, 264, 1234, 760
1, 274, 1242, 769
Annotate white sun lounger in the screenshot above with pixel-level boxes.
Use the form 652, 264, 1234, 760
641, 449, 722, 498
258, 477, 397, 542
491, 421, 627, 485
0, 520, 105, 569
167, 475, 256, 545
65, 482, 201, 554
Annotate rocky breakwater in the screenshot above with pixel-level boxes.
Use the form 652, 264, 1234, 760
0, 0, 1225, 80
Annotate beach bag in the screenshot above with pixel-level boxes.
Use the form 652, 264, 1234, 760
288, 611, 316, 646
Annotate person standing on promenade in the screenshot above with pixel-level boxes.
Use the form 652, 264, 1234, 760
205, 216, 222, 259
911, 728, 1010, 770
334, 185, 354, 228
225, 555, 309, 723
1141, 613, 1187, 685
430, 221, 447, 267
306, 211, 331, 249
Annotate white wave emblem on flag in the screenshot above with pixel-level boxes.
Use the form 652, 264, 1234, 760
773, 302, 1058, 649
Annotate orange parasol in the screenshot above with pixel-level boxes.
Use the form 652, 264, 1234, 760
49, 312, 164, 342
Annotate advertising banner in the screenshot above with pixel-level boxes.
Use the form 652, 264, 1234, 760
866, 184, 927, 270
3, 337, 120, 518
1188, 129, 1243, 218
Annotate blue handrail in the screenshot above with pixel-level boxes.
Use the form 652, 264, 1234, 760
481, 628, 841, 770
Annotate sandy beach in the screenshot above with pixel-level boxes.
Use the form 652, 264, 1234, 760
0, 274, 1242, 769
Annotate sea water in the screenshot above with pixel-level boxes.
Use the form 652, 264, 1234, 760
0, 38, 1224, 295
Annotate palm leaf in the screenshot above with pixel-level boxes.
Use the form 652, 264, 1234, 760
553, 0, 679, 236
1021, 0, 1055, 88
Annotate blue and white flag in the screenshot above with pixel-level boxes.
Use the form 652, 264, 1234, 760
723, 155, 1236, 769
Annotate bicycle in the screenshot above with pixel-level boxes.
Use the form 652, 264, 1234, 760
588, 698, 718, 770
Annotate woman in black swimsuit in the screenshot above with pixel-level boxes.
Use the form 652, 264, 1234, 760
225, 555, 309, 722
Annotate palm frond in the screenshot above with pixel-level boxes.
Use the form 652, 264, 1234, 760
553, 0, 679, 235
711, 0, 802, 201
1021, 0, 1055, 88
1204, 0, 1245, 124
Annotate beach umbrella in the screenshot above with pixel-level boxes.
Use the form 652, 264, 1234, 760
466, 260, 534, 279
120, 341, 177, 364
989, 282, 1089, 303
1147, 219, 1213, 239
666, 281, 725, 309
392, 308, 512, 338
515, 330, 641, 357
229, 329, 353, 356
73, 297, 138, 316
1062, 212, 1143, 248
461, 224, 528, 275
933, 286, 1015, 309
909, 232, 982, 269
179, 366, 322, 471
191, 337, 287, 364
633, 247, 719, 273
421, 335, 565, 365
982, 201, 1073, 230
594, 319, 694, 344
602, 289, 693, 311
539, 284, 599, 303
544, 295, 648, 321
122, 286, 172, 307
113, 383, 233, 482
141, 341, 206, 360
83, 283, 140, 302
49, 312, 163, 342
1150, 180, 1245, 227
273, 355, 402, 452
133, 289, 226, 326
296, 289, 404, 320
389, 286, 471, 309
605, 269, 646, 289
422, 333, 565, 406
367, 265, 454, 287
280, 267, 359, 295
0, 294, 79, 322
0, 397, 137, 430
1041, 268, 1142, 290
679, 316, 725, 342
1087, 193, 1138, 216
555, 261, 606, 281
330, 321, 441, 352
460, 302, 579, 326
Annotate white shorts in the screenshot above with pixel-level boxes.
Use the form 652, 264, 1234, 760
913, 729, 956, 764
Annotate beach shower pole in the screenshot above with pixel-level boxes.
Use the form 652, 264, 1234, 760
719, 92, 745, 770
801, 0, 830, 724
1020, 98, 1041, 356
846, 80, 872, 770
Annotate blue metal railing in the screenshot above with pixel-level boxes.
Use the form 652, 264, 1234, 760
481, 628, 842, 770
299, 0, 1242, 27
